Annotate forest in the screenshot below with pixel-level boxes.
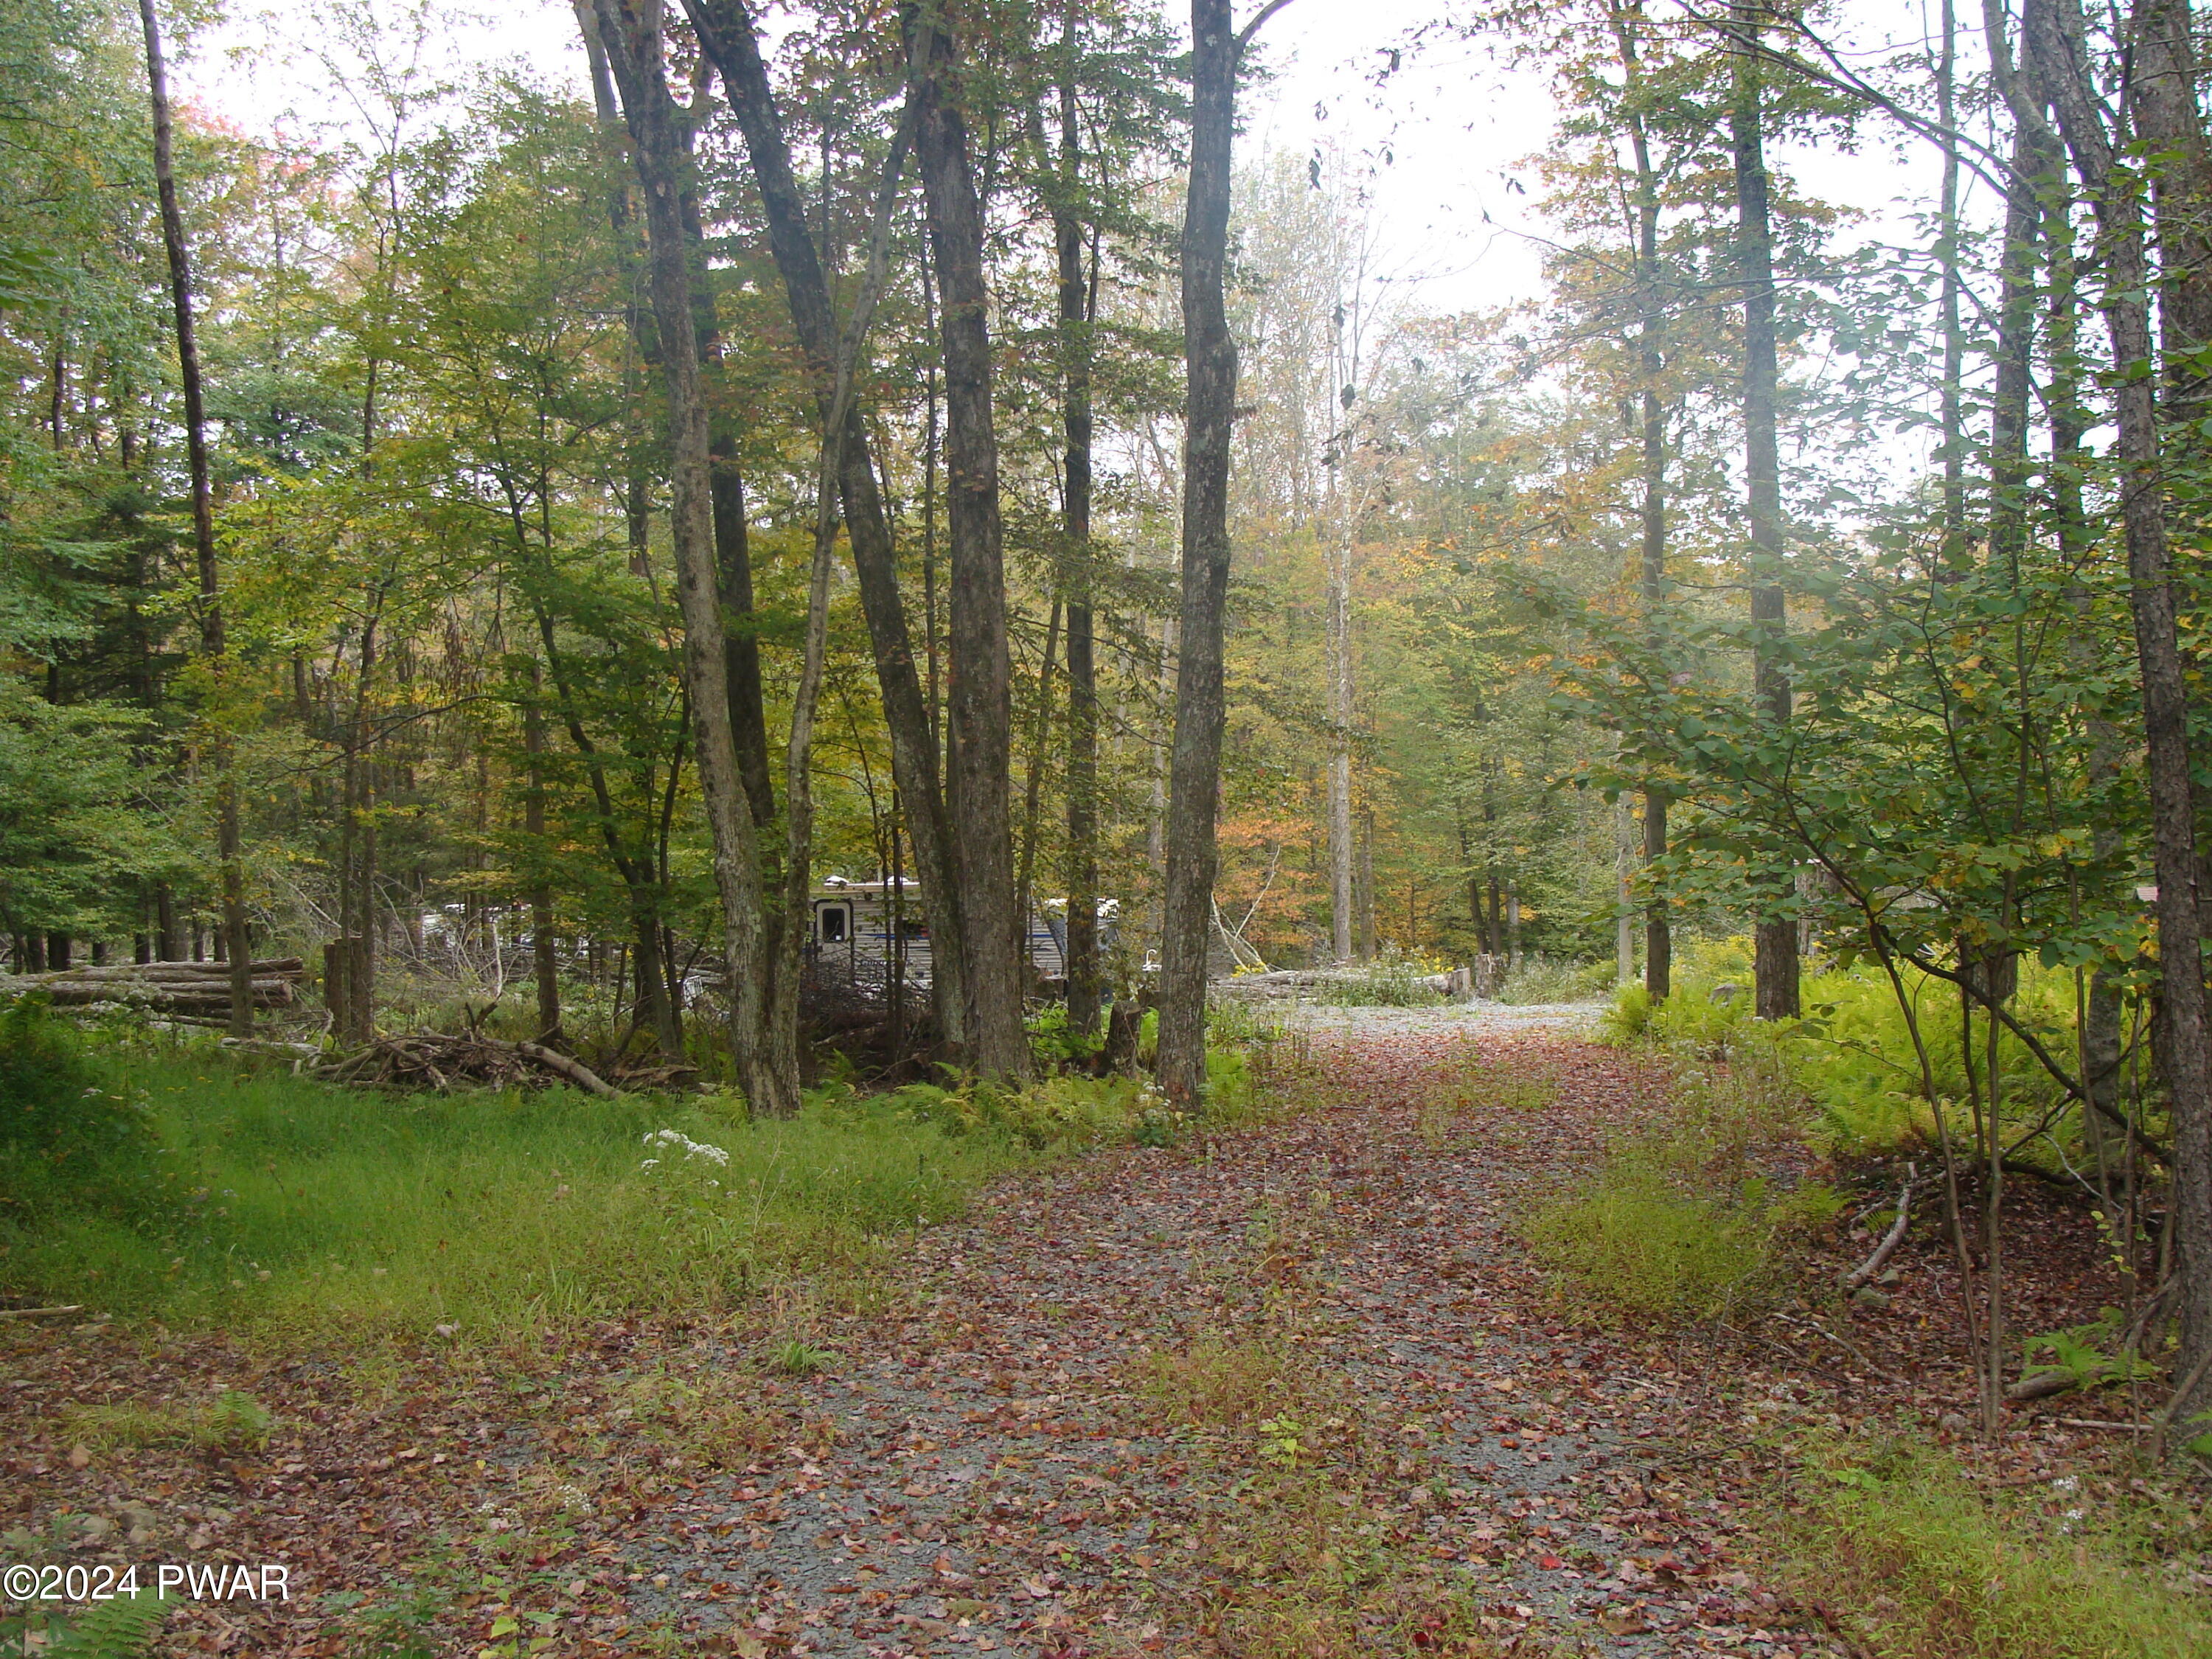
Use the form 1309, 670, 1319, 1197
6, 0, 2212, 1654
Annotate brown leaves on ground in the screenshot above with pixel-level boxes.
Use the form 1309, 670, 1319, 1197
0, 1032, 2178, 1656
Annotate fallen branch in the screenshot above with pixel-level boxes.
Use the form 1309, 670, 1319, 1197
1842, 1166, 1918, 1290
2006, 1369, 2083, 1403
0, 1305, 84, 1320
516, 1040, 619, 1099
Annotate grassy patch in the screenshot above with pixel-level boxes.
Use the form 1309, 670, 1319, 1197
1526, 1166, 1778, 1321
57, 1388, 275, 1453
0, 1040, 1071, 1341
1777, 1436, 2212, 1658
1138, 1333, 1318, 1430
1495, 955, 1614, 1006
1525, 1037, 1836, 1324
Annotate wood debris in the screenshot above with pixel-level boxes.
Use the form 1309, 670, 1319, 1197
311, 1033, 619, 1096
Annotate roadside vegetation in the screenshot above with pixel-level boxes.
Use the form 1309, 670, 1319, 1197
0, 1000, 1307, 1345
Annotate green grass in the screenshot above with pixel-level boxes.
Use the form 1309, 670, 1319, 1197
1779, 1436, 2212, 1658
0, 1040, 1061, 1341
1526, 1165, 1780, 1321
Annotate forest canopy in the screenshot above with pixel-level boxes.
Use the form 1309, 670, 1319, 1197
10, 0, 2212, 1412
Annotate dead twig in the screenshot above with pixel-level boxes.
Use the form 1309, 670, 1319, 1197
1770, 1312, 1903, 1382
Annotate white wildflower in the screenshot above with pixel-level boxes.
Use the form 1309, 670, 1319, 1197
639, 1128, 731, 1167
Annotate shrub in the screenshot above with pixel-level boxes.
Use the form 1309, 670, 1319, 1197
1527, 1164, 1778, 1321
1305, 949, 1447, 1007
0, 995, 137, 1161
58, 1389, 274, 1453
1495, 954, 1615, 1005
1780, 1436, 2212, 1658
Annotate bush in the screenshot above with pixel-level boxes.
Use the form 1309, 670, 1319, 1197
1528, 1164, 1779, 1321
1304, 948, 1447, 1007
1780, 1436, 2212, 1658
0, 996, 151, 1222
1496, 954, 1615, 1005
1528, 1025, 1833, 1324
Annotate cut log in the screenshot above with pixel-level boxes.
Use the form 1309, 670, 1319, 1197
2, 958, 305, 1017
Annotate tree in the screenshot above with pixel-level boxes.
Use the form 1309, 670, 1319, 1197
590, 0, 796, 1115
1157, 0, 1294, 1105
1729, 1, 1798, 1023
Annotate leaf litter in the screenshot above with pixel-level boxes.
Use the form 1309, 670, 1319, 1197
1, 1028, 2188, 1655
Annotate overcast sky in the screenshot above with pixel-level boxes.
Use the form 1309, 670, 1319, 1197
171, 0, 1986, 514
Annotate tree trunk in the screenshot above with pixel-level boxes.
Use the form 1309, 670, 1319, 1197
1057, 0, 1102, 1041
1326, 519, 1354, 963
2133, 0, 2212, 432
592, 0, 793, 1116
1015, 599, 1062, 955
139, 0, 252, 1039
911, 0, 1027, 1079
687, 0, 972, 1057
2031, 0, 2212, 1419
526, 659, 562, 1042
1731, 4, 1798, 1022
1157, 0, 1242, 1105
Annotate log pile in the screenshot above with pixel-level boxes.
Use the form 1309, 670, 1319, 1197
0, 958, 305, 1022
312, 1033, 618, 1096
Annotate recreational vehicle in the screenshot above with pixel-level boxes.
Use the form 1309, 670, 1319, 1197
807, 878, 1103, 988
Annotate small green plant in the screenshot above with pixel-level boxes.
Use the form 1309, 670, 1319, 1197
1495, 954, 1615, 1005
1307, 950, 1447, 1008
2019, 1311, 2157, 1394
1026, 1001, 1105, 1065
1256, 1415, 1309, 1468
24, 1587, 170, 1659
1528, 1164, 1778, 1322
0, 996, 147, 1196
770, 1338, 833, 1377
58, 1388, 275, 1453
1138, 1335, 1312, 1429
1781, 1435, 2212, 1658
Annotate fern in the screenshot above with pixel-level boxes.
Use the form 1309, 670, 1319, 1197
39, 1590, 169, 1658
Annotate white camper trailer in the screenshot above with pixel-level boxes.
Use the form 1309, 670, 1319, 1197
807, 877, 1087, 987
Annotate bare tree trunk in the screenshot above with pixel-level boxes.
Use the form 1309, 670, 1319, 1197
1731, 4, 1798, 1021
2134, 0, 2212, 431
1015, 599, 1062, 946
910, 0, 1027, 1079
1611, 5, 1672, 1002
1937, 0, 1967, 561
593, 0, 793, 1116
687, 0, 972, 1057
1058, 0, 1102, 1041
2031, 0, 2212, 1418
1157, 0, 1245, 1105
139, 0, 251, 1039
526, 658, 562, 1040
1326, 521, 1354, 963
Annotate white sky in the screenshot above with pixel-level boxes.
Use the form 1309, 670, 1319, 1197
178, 0, 1969, 315
174, 0, 1987, 493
